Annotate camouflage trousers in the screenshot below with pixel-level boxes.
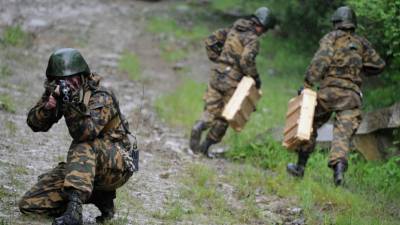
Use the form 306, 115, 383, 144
19, 138, 133, 215
198, 68, 240, 142
299, 101, 362, 167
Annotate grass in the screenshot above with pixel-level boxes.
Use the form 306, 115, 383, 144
177, 164, 237, 224
159, 41, 188, 63
118, 51, 141, 81
1, 25, 29, 47
0, 94, 16, 113
147, 17, 210, 44
0, 65, 12, 78
155, 78, 206, 128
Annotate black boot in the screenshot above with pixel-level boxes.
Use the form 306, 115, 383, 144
88, 190, 116, 223
199, 137, 217, 158
190, 121, 206, 153
287, 151, 310, 177
333, 161, 347, 186
53, 191, 83, 225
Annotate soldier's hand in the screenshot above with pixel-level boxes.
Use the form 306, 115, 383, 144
297, 86, 304, 95
44, 95, 57, 110
254, 76, 261, 89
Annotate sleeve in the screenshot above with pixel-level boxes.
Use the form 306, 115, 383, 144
27, 92, 62, 132
304, 34, 334, 88
239, 35, 260, 79
204, 28, 230, 62
63, 92, 118, 142
361, 38, 386, 76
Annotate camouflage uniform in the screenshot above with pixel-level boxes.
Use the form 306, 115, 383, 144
200, 18, 261, 142
19, 73, 134, 216
300, 29, 385, 167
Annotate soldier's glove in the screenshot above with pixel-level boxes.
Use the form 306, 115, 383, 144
254, 76, 261, 89
297, 86, 304, 96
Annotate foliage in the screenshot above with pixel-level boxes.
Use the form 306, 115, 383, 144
347, 0, 400, 110
0, 94, 16, 113
1, 25, 28, 47
118, 51, 141, 81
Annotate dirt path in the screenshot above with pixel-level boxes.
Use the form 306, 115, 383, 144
0, 1, 303, 224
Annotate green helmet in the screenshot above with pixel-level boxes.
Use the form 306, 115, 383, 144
254, 7, 275, 30
46, 48, 90, 78
331, 6, 357, 29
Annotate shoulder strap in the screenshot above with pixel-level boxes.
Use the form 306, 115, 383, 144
94, 88, 131, 135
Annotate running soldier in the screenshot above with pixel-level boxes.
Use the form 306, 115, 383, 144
190, 7, 275, 157
286, 6, 385, 186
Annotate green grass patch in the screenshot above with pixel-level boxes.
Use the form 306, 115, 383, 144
5, 120, 17, 136
151, 200, 186, 221
155, 78, 205, 128
159, 42, 188, 63
118, 51, 141, 80
0, 65, 12, 78
2, 25, 29, 47
178, 163, 236, 224
147, 17, 210, 44
0, 94, 16, 113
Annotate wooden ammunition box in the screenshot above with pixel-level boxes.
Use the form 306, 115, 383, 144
222, 76, 262, 132
282, 89, 317, 150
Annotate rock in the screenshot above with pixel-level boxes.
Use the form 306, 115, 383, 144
159, 172, 170, 179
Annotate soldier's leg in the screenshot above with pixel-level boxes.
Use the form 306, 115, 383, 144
90, 139, 133, 223
53, 142, 96, 225
329, 109, 361, 186
63, 142, 96, 199
19, 162, 67, 216
87, 190, 116, 223
287, 104, 332, 177
191, 85, 223, 153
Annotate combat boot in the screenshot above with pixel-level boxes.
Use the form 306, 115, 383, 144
287, 151, 310, 177
88, 190, 116, 223
53, 191, 82, 225
199, 137, 217, 158
190, 121, 206, 153
333, 160, 347, 186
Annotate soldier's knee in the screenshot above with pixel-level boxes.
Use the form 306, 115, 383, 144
18, 196, 34, 214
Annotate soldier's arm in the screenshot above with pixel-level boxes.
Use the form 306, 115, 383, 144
360, 37, 386, 76
64, 92, 117, 142
205, 28, 230, 62
304, 34, 334, 88
27, 92, 61, 132
239, 36, 260, 79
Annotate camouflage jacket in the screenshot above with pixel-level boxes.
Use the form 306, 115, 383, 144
205, 18, 260, 80
304, 29, 385, 110
27, 74, 131, 146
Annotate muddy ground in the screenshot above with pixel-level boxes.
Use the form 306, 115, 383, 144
0, 0, 303, 224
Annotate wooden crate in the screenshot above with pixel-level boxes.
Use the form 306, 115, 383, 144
222, 76, 262, 132
282, 89, 317, 150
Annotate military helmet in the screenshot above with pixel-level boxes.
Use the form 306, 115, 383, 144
46, 48, 90, 78
254, 7, 275, 30
331, 6, 357, 29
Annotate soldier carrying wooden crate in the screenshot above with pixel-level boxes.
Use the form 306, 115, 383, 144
286, 6, 386, 186
189, 7, 275, 157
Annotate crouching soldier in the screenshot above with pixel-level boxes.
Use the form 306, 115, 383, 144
190, 7, 275, 157
286, 6, 385, 186
19, 48, 138, 225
